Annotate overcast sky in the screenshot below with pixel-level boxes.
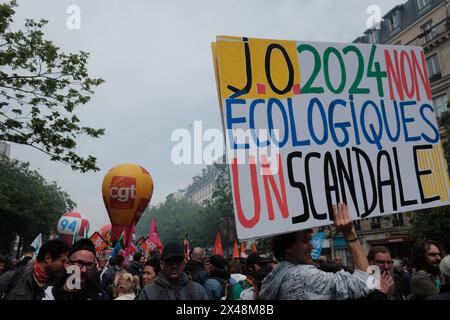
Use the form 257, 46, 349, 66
6, 0, 398, 233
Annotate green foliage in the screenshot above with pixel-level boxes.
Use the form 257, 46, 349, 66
411, 206, 450, 251
202, 162, 237, 255
0, 155, 75, 254
135, 197, 212, 248
411, 105, 450, 252
439, 102, 450, 160
0, 1, 104, 172
135, 162, 237, 251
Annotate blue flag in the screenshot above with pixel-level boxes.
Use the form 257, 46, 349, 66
30, 233, 42, 258
310, 231, 327, 260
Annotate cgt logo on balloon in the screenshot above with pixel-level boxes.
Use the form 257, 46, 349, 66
109, 176, 136, 209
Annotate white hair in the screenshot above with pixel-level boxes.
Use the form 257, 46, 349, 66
440, 255, 450, 277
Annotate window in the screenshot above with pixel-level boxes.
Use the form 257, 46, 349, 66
371, 217, 381, 229
388, 11, 401, 31
426, 54, 441, 79
417, 0, 431, 11
368, 30, 379, 44
421, 20, 435, 42
434, 94, 449, 117
392, 213, 405, 227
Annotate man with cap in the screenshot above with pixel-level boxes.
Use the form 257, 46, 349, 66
245, 253, 276, 284
203, 254, 230, 300
42, 238, 108, 300
138, 242, 207, 300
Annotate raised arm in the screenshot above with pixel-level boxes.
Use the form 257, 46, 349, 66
332, 203, 369, 272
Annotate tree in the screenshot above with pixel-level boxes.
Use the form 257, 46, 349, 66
410, 105, 450, 252
0, 155, 75, 254
411, 206, 450, 251
203, 161, 236, 256
135, 197, 213, 248
0, 1, 104, 172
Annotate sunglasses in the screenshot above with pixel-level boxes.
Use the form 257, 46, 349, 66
69, 259, 96, 270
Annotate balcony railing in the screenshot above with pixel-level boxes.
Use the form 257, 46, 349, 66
406, 18, 450, 47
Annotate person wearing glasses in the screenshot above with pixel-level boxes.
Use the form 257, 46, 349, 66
409, 240, 443, 300
260, 203, 373, 300
43, 239, 108, 300
366, 246, 409, 300
0, 239, 69, 300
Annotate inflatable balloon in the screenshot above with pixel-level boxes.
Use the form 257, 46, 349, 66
57, 211, 83, 245
102, 164, 153, 243
78, 215, 90, 238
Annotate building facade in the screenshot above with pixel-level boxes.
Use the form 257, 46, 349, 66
327, 0, 450, 266
184, 164, 221, 205
166, 188, 187, 202
355, 0, 450, 116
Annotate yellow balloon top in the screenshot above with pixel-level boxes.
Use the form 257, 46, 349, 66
102, 163, 154, 227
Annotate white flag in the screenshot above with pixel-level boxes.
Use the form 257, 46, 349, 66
30, 233, 42, 257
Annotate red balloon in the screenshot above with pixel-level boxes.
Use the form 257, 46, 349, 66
78, 216, 90, 237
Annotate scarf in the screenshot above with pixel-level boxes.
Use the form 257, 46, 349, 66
33, 262, 50, 284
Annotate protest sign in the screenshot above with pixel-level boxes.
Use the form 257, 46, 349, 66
89, 232, 108, 255
212, 36, 450, 240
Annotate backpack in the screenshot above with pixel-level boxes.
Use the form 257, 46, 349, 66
213, 277, 250, 300
225, 279, 250, 300
1, 265, 27, 300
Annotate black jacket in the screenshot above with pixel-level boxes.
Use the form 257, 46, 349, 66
48, 270, 109, 300
185, 260, 208, 285
126, 261, 143, 277
0, 264, 45, 300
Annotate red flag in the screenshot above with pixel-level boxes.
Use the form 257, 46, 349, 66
233, 240, 239, 259
125, 222, 137, 260
128, 243, 138, 255
240, 242, 246, 258
89, 232, 108, 255
137, 236, 149, 253
139, 239, 149, 253
252, 241, 257, 253
147, 216, 163, 253
212, 232, 223, 256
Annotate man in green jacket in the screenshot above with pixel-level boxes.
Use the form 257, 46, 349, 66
410, 240, 442, 300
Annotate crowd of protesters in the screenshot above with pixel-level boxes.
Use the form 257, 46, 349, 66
1, 204, 449, 300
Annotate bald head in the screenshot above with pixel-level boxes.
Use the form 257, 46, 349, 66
191, 247, 205, 262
